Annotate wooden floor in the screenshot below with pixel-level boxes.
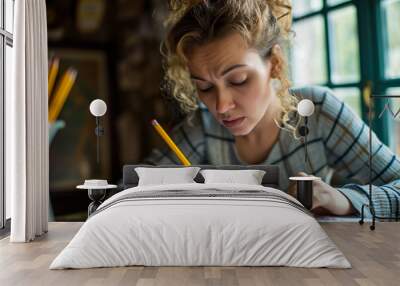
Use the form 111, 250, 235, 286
0, 222, 399, 286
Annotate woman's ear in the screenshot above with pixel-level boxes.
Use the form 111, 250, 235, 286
268, 44, 284, 79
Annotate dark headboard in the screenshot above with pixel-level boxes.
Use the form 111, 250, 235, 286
122, 164, 280, 189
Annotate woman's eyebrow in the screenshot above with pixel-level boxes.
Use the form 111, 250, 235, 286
190, 74, 207, 81
190, 64, 247, 81
220, 64, 247, 76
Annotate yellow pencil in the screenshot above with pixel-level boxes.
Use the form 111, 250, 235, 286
48, 57, 59, 99
49, 68, 77, 123
151, 119, 191, 166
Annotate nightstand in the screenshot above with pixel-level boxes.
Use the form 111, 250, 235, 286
76, 183, 117, 216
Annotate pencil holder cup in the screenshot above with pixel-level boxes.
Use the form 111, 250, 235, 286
296, 180, 313, 210
289, 176, 320, 210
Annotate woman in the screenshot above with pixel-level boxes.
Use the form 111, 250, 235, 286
144, 0, 400, 218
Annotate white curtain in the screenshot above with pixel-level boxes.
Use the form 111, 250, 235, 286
7, 0, 49, 242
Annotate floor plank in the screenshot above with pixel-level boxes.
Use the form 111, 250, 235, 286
0, 222, 399, 286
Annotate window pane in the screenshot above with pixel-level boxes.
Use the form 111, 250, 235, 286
387, 88, 400, 154
292, 0, 323, 17
5, 44, 13, 219
332, 87, 361, 116
291, 16, 327, 85
5, 0, 14, 33
382, 0, 400, 79
327, 0, 349, 6
328, 6, 360, 84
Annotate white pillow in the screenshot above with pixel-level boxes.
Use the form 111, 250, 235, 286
200, 169, 266, 185
135, 167, 201, 186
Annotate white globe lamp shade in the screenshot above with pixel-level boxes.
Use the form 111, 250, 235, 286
89, 99, 107, 117
297, 99, 315, 117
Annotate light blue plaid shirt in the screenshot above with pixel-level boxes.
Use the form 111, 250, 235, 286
144, 86, 400, 218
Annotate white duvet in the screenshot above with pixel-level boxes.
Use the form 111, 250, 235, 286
50, 183, 351, 269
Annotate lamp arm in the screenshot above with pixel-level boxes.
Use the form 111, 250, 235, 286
96, 117, 100, 164
304, 117, 311, 174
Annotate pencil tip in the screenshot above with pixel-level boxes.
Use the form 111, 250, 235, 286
151, 119, 158, 126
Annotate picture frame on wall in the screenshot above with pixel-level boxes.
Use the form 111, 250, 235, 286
49, 49, 112, 191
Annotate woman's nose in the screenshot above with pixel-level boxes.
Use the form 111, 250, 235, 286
216, 90, 235, 114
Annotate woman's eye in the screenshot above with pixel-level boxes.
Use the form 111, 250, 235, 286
198, 85, 213, 92
230, 78, 247, 86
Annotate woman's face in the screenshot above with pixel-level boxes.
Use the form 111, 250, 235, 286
187, 32, 276, 136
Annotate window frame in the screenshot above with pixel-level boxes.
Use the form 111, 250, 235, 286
1, 0, 14, 231
293, 0, 361, 89
375, 0, 400, 147
292, 0, 400, 146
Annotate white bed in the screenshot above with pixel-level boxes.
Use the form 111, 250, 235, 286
50, 183, 351, 269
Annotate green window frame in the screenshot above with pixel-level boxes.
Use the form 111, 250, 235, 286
292, 0, 400, 147
374, 0, 400, 149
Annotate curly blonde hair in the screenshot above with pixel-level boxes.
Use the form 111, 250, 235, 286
161, 0, 298, 133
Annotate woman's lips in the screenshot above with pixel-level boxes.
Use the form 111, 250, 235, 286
222, 116, 245, 128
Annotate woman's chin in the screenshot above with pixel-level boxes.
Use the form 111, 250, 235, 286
220, 117, 253, 136
231, 129, 252, 136
227, 124, 253, 137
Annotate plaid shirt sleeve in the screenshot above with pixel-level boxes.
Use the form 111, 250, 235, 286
142, 112, 206, 165
319, 88, 400, 218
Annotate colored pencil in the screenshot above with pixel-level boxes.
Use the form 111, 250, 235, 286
151, 119, 191, 166
48, 57, 59, 99
49, 68, 77, 123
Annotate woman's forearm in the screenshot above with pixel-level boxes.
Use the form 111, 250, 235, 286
325, 189, 356, 216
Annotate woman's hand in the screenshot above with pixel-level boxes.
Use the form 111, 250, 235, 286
288, 172, 357, 216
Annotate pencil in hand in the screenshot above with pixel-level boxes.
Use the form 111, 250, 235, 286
151, 119, 191, 166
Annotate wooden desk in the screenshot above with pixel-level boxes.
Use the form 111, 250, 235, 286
0, 222, 399, 286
